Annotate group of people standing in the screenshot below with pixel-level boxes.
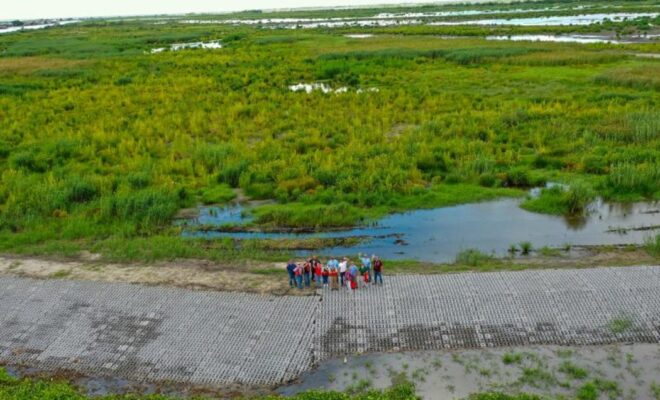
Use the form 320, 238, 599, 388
286, 254, 384, 290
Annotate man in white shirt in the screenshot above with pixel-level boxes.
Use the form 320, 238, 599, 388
338, 257, 348, 287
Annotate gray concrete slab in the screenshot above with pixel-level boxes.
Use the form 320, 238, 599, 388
0, 265, 659, 387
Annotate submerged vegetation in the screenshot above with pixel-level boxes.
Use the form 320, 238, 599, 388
521, 183, 595, 215
0, 0, 658, 261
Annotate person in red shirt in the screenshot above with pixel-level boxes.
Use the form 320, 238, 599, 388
294, 262, 303, 289
373, 256, 383, 285
314, 261, 323, 288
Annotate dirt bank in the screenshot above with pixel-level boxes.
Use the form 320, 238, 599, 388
0, 245, 655, 295
0, 254, 308, 296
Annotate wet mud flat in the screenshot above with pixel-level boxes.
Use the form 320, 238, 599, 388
282, 344, 660, 399
0, 265, 659, 395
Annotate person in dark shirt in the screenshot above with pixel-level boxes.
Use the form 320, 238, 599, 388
373, 256, 383, 285
286, 260, 297, 288
322, 265, 329, 288
303, 261, 312, 287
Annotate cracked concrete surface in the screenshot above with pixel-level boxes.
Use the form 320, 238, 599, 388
0, 265, 659, 387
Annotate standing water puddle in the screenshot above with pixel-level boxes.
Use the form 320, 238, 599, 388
486, 34, 658, 44
430, 12, 658, 26
280, 344, 660, 399
180, 193, 659, 263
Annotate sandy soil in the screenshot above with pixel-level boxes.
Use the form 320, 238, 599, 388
0, 246, 654, 296
0, 255, 312, 296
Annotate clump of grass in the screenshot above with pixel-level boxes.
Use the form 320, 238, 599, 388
101, 189, 181, 225
595, 64, 660, 90
650, 381, 660, 400
49, 269, 72, 279
644, 234, 660, 257
251, 202, 369, 228
555, 349, 573, 358
519, 242, 533, 255
345, 378, 373, 394
522, 183, 594, 216
576, 379, 621, 400
455, 248, 493, 267
608, 316, 633, 334
558, 361, 588, 380
502, 352, 523, 365
519, 366, 557, 389
604, 161, 660, 200
538, 246, 560, 257
199, 184, 236, 204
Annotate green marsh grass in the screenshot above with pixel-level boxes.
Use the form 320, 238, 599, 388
522, 183, 594, 216
645, 234, 660, 257
0, 7, 657, 261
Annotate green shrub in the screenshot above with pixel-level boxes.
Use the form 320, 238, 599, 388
519, 241, 532, 255
502, 352, 522, 365
502, 168, 532, 188
114, 76, 133, 86
605, 162, 660, 199
558, 361, 588, 379
455, 248, 492, 266
200, 184, 236, 204
608, 316, 633, 334
478, 173, 498, 188
645, 234, 660, 257
127, 172, 151, 189
522, 183, 594, 216
101, 189, 180, 228
64, 178, 99, 204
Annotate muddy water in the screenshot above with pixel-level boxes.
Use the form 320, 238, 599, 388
181, 196, 660, 263
281, 344, 660, 399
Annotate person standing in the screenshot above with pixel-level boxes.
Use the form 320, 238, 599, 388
303, 260, 312, 287
294, 262, 304, 289
349, 262, 359, 290
373, 256, 383, 285
329, 264, 339, 290
359, 253, 371, 283
339, 257, 348, 287
314, 261, 323, 288
286, 260, 297, 288
322, 264, 329, 288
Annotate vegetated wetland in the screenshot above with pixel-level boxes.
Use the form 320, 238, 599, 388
180, 194, 660, 263
0, 0, 659, 271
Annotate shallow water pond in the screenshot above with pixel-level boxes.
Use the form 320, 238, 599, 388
151, 40, 222, 53
486, 33, 656, 44
281, 344, 660, 399
180, 193, 660, 263
431, 12, 658, 26
0, 20, 79, 35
